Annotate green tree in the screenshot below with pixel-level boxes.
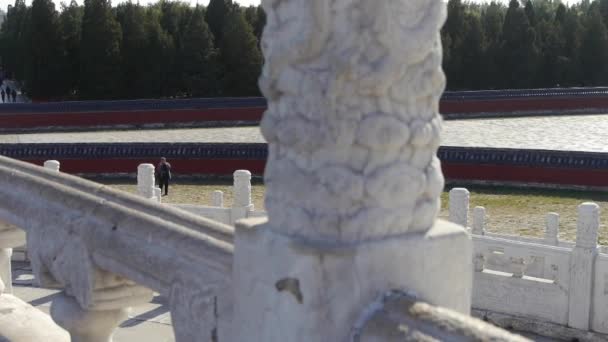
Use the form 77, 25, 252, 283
0, 0, 29, 79
180, 6, 218, 96
219, 10, 262, 96
141, 7, 174, 98
581, 9, 608, 85
524, 0, 536, 27
500, 0, 539, 88
461, 13, 485, 89
116, 2, 147, 98
58, 0, 83, 97
205, 0, 233, 45
79, 0, 122, 99
442, 0, 467, 88
23, 0, 63, 99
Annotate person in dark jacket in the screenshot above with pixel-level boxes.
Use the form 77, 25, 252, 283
0, 89, 4, 103
11, 88, 16, 103
156, 157, 172, 196
4, 87, 10, 101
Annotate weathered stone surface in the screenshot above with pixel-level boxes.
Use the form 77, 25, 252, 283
356, 291, 530, 341
0, 155, 235, 341
233, 218, 472, 341
260, 0, 447, 242
0, 278, 69, 342
474, 309, 608, 342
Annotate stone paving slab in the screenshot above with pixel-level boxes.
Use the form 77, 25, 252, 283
1, 114, 607, 153
11, 262, 175, 342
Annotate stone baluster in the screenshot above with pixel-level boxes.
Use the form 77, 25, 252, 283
211, 190, 224, 208
0, 226, 24, 293
449, 188, 470, 228
545, 212, 559, 246
472, 206, 486, 236
510, 257, 527, 278
231, 170, 253, 224
473, 253, 485, 272
233, 0, 472, 340
49, 274, 153, 342
44, 160, 61, 172
568, 202, 599, 330
137, 164, 160, 202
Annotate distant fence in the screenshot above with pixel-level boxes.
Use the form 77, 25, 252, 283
3, 87, 608, 131
3, 143, 608, 188
448, 188, 608, 334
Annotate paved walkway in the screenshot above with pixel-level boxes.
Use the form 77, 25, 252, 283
1, 114, 607, 153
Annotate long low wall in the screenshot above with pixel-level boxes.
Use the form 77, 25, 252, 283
3, 87, 608, 131
2, 143, 608, 188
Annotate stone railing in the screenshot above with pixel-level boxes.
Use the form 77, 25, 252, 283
135, 164, 267, 226
0, 158, 531, 341
449, 188, 608, 338
0, 156, 234, 341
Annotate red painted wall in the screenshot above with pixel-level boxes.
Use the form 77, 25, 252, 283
4, 96, 608, 130
22, 157, 608, 188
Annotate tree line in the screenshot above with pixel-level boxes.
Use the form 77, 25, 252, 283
443, 0, 608, 90
0, 0, 264, 100
4, 0, 608, 100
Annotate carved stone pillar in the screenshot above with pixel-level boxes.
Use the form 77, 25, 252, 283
231, 170, 254, 224
137, 164, 160, 202
0, 223, 25, 294
233, 0, 471, 340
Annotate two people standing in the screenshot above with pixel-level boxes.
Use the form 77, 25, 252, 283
155, 157, 172, 196
0, 86, 17, 103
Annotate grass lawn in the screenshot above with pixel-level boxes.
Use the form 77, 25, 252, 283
94, 178, 608, 245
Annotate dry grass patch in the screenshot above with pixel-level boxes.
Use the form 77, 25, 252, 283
95, 179, 608, 245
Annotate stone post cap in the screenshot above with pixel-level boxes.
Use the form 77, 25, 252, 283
138, 164, 155, 171
234, 170, 252, 179
576, 202, 599, 249
44, 160, 60, 171
450, 188, 470, 196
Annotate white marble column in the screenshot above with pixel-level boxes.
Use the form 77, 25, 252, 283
568, 203, 599, 330
233, 0, 471, 340
450, 188, 470, 228
231, 170, 253, 224
44, 160, 61, 172
137, 164, 160, 202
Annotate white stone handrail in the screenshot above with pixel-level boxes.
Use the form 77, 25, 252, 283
0, 156, 235, 341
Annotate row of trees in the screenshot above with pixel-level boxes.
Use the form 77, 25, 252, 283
0, 0, 264, 100
4, 0, 608, 99
443, 0, 608, 90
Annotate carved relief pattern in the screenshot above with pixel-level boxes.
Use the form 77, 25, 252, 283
169, 276, 220, 342
260, 0, 447, 241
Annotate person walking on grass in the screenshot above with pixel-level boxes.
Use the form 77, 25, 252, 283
11, 88, 16, 103
156, 157, 172, 196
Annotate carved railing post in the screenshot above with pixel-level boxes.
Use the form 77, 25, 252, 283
137, 164, 161, 202
0, 222, 25, 293
449, 188, 470, 228
545, 212, 559, 246
234, 0, 472, 340
231, 170, 253, 224
212, 190, 224, 207
44, 160, 61, 172
472, 206, 486, 236
568, 202, 599, 330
